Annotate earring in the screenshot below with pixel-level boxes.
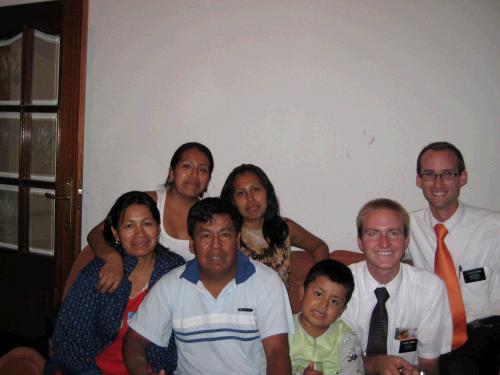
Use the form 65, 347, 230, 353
115, 239, 120, 246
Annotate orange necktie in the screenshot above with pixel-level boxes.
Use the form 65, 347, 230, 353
434, 223, 467, 349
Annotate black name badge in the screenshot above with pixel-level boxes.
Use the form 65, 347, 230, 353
463, 268, 486, 283
399, 339, 417, 353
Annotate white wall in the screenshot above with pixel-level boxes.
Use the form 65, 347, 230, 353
78, 0, 500, 250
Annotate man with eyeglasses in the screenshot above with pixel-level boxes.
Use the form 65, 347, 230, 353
406, 141, 500, 375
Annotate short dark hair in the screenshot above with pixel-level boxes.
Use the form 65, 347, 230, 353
356, 198, 409, 238
304, 259, 355, 305
165, 142, 214, 196
416, 141, 466, 176
187, 197, 243, 238
103, 191, 160, 245
220, 164, 288, 248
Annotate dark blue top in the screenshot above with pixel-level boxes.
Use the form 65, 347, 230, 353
44, 244, 184, 375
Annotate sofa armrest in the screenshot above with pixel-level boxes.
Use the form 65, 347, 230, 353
0, 347, 45, 375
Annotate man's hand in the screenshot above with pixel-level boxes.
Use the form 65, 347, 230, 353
364, 355, 420, 375
97, 250, 124, 293
303, 361, 323, 375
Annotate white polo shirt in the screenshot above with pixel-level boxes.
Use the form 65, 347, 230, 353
341, 262, 452, 365
407, 202, 500, 322
129, 252, 294, 375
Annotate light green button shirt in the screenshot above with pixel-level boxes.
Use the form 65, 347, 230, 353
289, 314, 364, 375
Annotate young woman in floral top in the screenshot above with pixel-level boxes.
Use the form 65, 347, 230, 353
220, 164, 329, 289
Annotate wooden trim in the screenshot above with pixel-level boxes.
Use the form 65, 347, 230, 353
18, 28, 34, 253
54, 0, 88, 304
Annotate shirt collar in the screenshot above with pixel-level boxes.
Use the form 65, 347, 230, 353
427, 200, 465, 233
180, 251, 256, 285
362, 261, 403, 299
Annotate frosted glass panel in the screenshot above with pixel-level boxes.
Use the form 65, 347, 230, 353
31, 30, 60, 105
0, 33, 22, 105
29, 188, 54, 256
30, 113, 57, 181
0, 113, 20, 178
0, 185, 18, 250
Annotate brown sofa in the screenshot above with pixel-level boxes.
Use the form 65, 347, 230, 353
0, 347, 45, 375
289, 250, 365, 313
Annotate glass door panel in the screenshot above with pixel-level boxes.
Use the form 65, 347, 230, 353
0, 113, 20, 178
0, 184, 18, 250
30, 113, 58, 182
0, 0, 87, 340
0, 33, 22, 105
29, 187, 55, 256
30, 30, 60, 105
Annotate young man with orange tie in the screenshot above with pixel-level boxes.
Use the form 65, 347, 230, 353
407, 141, 500, 375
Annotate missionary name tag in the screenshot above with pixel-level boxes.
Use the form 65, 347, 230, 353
399, 339, 417, 353
463, 268, 486, 283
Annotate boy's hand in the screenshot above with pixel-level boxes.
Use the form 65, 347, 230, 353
97, 251, 123, 293
303, 361, 323, 375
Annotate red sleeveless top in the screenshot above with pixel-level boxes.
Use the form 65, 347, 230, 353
95, 287, 148, 375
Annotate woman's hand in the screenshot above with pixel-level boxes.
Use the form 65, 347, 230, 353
97, 250, 124, 293
88, 220, 125, 293
148, 370, 167, 375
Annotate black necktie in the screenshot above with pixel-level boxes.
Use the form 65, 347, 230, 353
366, 287, 390, 356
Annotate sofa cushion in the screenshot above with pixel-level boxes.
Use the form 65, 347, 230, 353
289, 250, 365, 313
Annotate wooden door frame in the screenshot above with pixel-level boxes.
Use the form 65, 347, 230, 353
55, 0, 88, 304
0, 0, 88, 339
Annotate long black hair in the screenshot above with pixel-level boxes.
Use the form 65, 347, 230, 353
103, 191, 160, 246
164, 142, 214, 197
220, 164, 288, 249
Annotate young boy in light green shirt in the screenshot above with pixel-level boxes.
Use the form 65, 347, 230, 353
289, 259, 363, 375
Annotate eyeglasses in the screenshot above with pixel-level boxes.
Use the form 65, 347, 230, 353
420, 170, 458, 181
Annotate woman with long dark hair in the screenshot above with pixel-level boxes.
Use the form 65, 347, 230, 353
88, 142, 213, 292
220, 164, 329, 288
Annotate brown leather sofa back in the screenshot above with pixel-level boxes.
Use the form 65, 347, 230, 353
289, 250, 365, 313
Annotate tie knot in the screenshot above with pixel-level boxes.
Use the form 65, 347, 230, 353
434, 223, 448, 240
374, 287, 389, 303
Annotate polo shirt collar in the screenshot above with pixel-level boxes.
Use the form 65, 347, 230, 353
181, 251, 256, 285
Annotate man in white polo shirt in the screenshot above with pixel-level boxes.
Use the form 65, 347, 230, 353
407, 141, 500, 374
341, 198, 452, 375
123, 197, 293, 375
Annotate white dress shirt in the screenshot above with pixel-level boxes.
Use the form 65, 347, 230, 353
407, 202, 500, 322
341, 262, 452, 365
